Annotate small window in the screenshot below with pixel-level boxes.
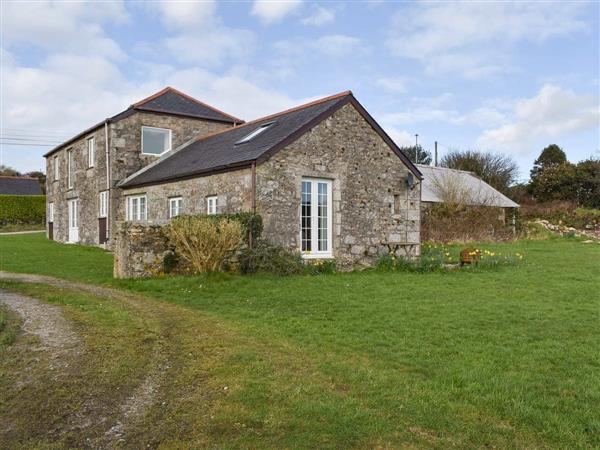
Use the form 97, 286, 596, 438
99, 191, 108, 218
67, 149, 74, 189
169, 197, 182, 218
142, 126, 171, 155
206, 196, 218, 215
235, 121, 275, 145
87, 137, 95, 168
53, 155, 59, 181
126, 195, 147, 221
48, 202, 54, 223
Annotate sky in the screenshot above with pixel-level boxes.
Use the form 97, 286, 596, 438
1, 0, 599, 181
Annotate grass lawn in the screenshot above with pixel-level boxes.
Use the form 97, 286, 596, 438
1, 232, 599, 448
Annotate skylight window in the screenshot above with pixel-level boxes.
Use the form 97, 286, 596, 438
235, 121, 275, 145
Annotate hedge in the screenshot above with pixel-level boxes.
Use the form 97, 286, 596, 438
0, 195, 46, 225
204, 212, 263, 245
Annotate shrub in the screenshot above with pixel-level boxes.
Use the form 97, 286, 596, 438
208, 212, 262, 245
0, 195, 46, 225
238, 240, 305, 276
305, 259, 337, 275
165, 215, 243, 273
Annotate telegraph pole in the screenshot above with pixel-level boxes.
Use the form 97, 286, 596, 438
434, 141, 438, 166
414, 134, 419, 163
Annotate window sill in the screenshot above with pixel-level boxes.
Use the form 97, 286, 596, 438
302, 253, 334, 260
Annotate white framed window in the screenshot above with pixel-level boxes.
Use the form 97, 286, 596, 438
67, 149, 74, 189
141, 126, 171, 156
48, 202, 54, 223
99, 191, 108, 218
206, 196, 218, 215
169, 197, 182, 218
87, 137, 95, 168
126, 195, 147, 221
53, 155, 59, 181
235, 121, 275, 145
301, 178, 332, 258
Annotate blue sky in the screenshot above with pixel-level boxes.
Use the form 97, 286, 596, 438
1, 1, 598, 181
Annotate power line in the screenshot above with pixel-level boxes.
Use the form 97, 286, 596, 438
0, 127, 70, 136
0, 136, 63, 144
0, 142, 56, 147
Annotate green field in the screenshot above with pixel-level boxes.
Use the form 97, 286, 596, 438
0, 233, 599, 448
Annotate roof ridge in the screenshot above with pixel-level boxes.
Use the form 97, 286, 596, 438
189, 90, 353, 146
132, 86, 244, 123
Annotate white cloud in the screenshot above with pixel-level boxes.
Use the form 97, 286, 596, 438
152, 0, 216, 28
385, 128, 414, 147
376, 77, 408, 94
386, 2, 589, 77
252, 0, 303, 24
302, 6, 335, 26
477, 85, 600, 153
1, 0, 128, 60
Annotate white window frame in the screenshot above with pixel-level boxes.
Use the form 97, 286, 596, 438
48, 202, 54, 223
169, 197, 183, 218
141, 126, 172, 156
300, 178, 333, 259
53, 155, 59, 181
67, 149, 74, 189
126, 195, 147, 221
235, 121, 275, 145
206, 196, 218, 215
87, 136, 95, 168
99, 191, 108, 218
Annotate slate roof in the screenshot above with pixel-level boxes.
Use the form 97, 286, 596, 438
0, 176, 43, 195
120, 91, 422, 188
44, 87, 242, 157
416, 164, 519, 208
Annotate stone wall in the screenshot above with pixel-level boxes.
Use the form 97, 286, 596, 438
118, 168, 252, 227
46, 111, 231, 247
113, 223, 170, 278
256, 102, 421, 267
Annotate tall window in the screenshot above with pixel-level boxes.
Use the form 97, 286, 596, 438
141, 126, 171, 155
99, 191, 108, 218
48, 202, 54, 223
54, 155, 59, 181
206, 196, 218, 215
301, 178, 332, 257
87, 137, 95, 168
169, 197, 182, 218
126, 195, 147, 221
67, 149, 74, 188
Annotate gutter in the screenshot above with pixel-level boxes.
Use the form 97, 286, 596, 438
104, 120, 111, 241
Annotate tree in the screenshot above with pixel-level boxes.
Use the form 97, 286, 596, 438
399, 145, 432, 165
0, 165, 21, 176
530, 162, 577, 202
440, 149, 519, 195
574, 158, 600, 208
530, 144, 567, 182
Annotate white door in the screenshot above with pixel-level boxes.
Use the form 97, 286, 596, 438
68, 199, 79, 243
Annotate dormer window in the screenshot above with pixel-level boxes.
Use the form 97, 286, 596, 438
142, 126, 172, 156
235, 121, 275, 145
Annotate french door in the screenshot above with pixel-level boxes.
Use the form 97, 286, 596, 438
68, 199, 79, 243
301, 178, 332, 258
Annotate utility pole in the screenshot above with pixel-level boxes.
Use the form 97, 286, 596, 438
414, 134, 419, 164
434, 141, 438, 166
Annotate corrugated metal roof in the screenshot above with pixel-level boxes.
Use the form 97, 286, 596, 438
0, 177, 43, 195
416, 164, 519, 208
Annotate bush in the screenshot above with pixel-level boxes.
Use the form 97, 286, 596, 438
521, 201, 600, 230
0, 195, 46, 225
208, 212, 262, 245
238, 240, 305, 276
304, 259, 337, 275
165, 215, 243, 273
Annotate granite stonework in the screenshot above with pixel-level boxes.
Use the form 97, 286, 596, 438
113, 224, 170, 278
116, 102, 421, 272
255, 102, 421, 267
45, 111, 231, 247
118, 168, 252, 227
